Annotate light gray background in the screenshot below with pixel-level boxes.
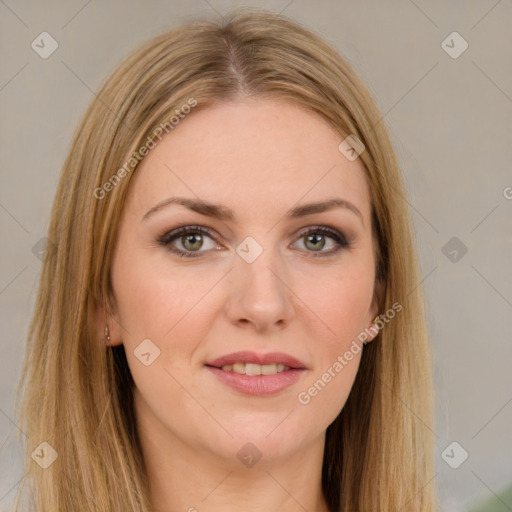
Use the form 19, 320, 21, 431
1, 1, 511, 511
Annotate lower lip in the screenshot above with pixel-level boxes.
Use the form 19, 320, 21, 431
206, 366, 306, 396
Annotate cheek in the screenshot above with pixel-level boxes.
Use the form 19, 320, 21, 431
111, 246, 209, 339
303, 260, 375, 344
110, 251, 211, 427
110, 248, 220, 394
290, 261, 374, 422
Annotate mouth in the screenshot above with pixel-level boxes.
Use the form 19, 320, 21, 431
205, 350, 307, 370
204, 351, 307, 396
208, 362, 292, 376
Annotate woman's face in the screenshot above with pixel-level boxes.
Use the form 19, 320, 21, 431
107, 98, 379, 466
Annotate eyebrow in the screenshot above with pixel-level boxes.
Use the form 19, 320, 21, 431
142, 196, 364, 225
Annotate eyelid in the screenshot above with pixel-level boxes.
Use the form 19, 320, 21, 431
158, 225, 221, 252
291, 225, 351, 256
294, 224, 348, 242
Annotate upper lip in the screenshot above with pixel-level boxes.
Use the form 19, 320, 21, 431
205, 351, 307, 369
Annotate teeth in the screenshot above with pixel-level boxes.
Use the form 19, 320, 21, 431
232, 363, 245, 374
221, 363, 291, 375
245, 363, 261, 376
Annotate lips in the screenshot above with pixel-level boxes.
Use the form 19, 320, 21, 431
205, 350, 307, 370
205, 351, 307, 396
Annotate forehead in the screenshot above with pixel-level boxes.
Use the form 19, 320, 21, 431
125, 98, 372, 223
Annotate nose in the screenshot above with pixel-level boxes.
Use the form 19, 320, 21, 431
223, 246, 295, 332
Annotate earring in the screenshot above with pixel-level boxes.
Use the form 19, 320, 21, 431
104, 325, 111, 343
363, 315, 381, 347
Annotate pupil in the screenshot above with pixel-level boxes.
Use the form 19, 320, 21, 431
306, 234, 324, 251
183, 233, 202, 251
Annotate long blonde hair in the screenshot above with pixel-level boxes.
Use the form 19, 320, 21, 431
15, 8, 436, 511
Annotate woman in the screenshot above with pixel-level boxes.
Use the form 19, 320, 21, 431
15, 8, 436, 512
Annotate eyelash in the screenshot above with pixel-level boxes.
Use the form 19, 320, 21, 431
157, 224, 351, 259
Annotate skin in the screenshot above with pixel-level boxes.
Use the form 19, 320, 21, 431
96, 97, 380, 512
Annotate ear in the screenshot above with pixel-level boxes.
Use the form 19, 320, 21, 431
88, 294, 123, 347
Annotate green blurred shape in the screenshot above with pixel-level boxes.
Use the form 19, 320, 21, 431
470, 483, 512, 512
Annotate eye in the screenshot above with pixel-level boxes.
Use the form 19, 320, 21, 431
292, 226, 351, 257
158, 225, 219, 258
